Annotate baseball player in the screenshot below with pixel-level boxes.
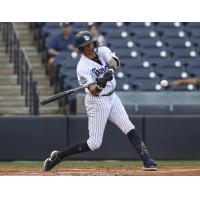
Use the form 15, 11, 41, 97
43, 31, 157, 171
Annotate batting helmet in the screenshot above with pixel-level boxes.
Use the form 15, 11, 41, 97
75, 31, 98, 51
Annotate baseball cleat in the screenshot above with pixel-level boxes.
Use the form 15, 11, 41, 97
43, 150, 62, 171
143, 158, 158, 171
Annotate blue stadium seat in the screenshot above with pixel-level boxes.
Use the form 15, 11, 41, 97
126, 68, 156, 79
171, 48, 197, 58
117, 48, 140, 58
131, 29, 157, 39
156, 22, 182, 29
185, 22, 200, 29
155, 68, 185, 79
165, 38, 189, 48
131, 78, 160, 91
103, 28, 128, 38
108, 38, 133, 49
100, 22, 126, 29
128, 22, 153, 28
187, 68, 200, 76
135, 38, 162, 48
120, 57, 143, 68
188, 29, 200, 37
143, 48, 169, 58
160, 29, 186, 38
115, 80, 133, 91
147, 57, 174, 67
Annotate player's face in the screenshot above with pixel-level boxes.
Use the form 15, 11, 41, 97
83, 43, 95, 55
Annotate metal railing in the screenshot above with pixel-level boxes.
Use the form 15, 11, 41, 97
0, 22, 39, 115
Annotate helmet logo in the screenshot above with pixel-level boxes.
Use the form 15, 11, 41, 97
83, 35, 90, 41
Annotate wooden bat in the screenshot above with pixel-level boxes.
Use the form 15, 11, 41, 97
40, 83, 94, 106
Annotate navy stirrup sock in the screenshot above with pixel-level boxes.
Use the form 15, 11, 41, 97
59, 141, 91, 160
127, 129, 150, 160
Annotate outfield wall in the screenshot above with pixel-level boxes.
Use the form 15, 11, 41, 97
0, 115, 200, 160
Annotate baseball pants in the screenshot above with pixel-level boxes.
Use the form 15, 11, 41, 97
85, 93, 135, 151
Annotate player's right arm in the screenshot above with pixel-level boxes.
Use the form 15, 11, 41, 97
172, 78, 199, 88
77, 64, 105, 96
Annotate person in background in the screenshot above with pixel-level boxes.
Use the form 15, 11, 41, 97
47, 22, 76, 85
88, 22, 107, 47
172, 78, 200, 88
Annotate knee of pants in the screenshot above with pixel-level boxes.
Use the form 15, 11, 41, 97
87, 138, 102, 151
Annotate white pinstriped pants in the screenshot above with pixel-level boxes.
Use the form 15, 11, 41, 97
85, 93, 135, 151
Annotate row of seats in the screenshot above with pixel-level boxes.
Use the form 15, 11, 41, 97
30, 22, 200, 113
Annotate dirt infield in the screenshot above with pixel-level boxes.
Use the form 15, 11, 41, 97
0, 166, 200, 176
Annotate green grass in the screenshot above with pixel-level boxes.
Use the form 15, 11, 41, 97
0, 160, 200, 167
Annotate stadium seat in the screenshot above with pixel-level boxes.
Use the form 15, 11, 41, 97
131, 78, 160, 91
104, 28, 128, 38
156, 22, 182, 29
126, 68, 156, 79
115, 80, 133, 91
143, 48, 169, 58
120, 57, 144, 68
135, 38, 163, 48
160, 29, 187, 38
171, 48, 198, 58
166, 38, 191, 48
187, 68, 200, 77
155, 68, 187, 79
109, 37, 134, 49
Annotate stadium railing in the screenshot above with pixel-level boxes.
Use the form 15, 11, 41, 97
0, 22, 39, 115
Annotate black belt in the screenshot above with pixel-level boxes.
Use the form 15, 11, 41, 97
101, 91, 114, 97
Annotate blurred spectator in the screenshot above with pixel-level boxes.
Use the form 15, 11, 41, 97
172, 78, 200, 88
88, 23, 107, 46
47, 22, 76, 85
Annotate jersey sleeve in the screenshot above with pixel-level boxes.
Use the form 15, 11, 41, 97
77, 65, 94, 86
101, 46, 120, 66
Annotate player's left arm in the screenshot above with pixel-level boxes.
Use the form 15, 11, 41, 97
101, 47, 120, 81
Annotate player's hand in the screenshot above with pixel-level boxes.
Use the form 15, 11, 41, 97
96, 77, 107, 89
103, 69, 113, 81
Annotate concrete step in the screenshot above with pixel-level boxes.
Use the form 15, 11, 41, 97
32, 68, 46, 74
20, 40, 35, 46
39, 107, 60, 114
0, 101, 25, 107
0, 67, 14, 74
0, 75, 17, 85
0, 63, 14, 68
0, 55, 10, 62
0, 85, 21, 95
0, 107, 29, 115
0, 95, 24, 100
22, 46, 37, 52
29, 56, 41, 63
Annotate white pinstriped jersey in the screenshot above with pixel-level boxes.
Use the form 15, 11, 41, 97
76, 46, 135, 151
77, 46, 118, 95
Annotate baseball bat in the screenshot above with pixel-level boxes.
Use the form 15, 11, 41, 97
40, 83, 94, 106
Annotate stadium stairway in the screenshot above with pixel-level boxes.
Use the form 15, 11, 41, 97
15, 22, 60, 115
0, 34, 29, 115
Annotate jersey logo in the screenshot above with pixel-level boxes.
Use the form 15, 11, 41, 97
91, 63, 109, 77
80, 76, 87, 85
83, 35, 90, 41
